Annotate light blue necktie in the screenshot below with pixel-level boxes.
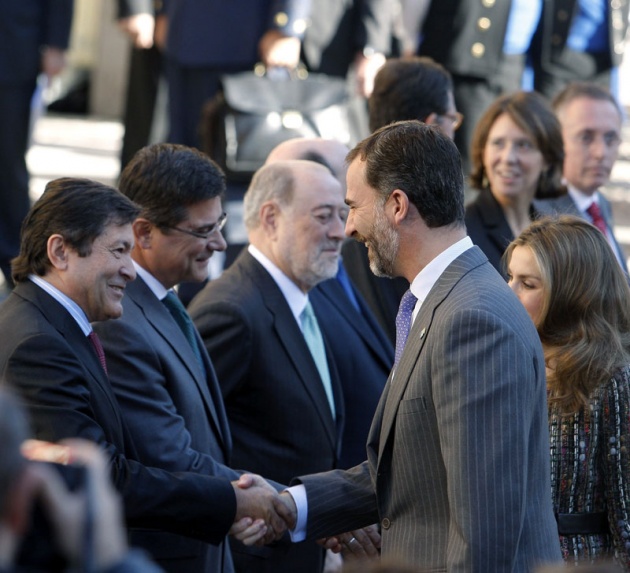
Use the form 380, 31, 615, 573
301, 300, 335, 417
394, 289, 418, 367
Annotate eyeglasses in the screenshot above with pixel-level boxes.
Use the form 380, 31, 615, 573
163, 212, 227, 239
439, 111, 464, 131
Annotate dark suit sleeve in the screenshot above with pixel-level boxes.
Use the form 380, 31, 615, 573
117, 0, 155, 19
43, 0, 74, 49
95, 312, 240, 480
297, 461, 379, 538
2, 332, 237, 544
268, 0, 313, 37
193, 300, 254, 398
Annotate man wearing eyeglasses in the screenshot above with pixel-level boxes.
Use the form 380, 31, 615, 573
94, 143, 281, 573
535, 82, 628, 272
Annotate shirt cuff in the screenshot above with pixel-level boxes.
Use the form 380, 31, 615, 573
285, 484, 308, 541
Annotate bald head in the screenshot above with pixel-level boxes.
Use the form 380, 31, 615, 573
244, 159, 346, 291
265, 138, 350, 190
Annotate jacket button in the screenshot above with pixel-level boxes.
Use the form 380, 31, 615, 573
381, 518, 391, 529
471, 42, 485, 58
482, 0, 495, 7
477, 17, 491, 31
274, 12, 289, 26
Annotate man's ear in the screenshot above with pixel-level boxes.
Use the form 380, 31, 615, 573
389, 189, 410, 225
46, 235, 70, 271
132, 218, 153, 249
259, 201, 281, 238
424, 112, 439, 127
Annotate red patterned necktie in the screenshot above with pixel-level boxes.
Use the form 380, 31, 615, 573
586, 202, 608, 235
88, 331, 108, 375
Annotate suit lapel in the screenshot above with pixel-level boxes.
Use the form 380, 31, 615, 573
377, 248, 489, 461
244, 254, 339, 451
16, 282, 126, 441
313, 279, 393, 369
598, 195, 628, 272
125, 278, 229, 449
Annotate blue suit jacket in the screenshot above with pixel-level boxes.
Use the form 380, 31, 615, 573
95, 276, 239, 573
311, 274, 393, 468
162, 0, 311, 67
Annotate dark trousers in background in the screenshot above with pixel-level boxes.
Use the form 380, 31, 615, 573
0, 82, 34, 287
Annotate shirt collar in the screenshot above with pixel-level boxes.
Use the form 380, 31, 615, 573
248, 244, 308, 325
133, 261, 169, 300
409, 236, 474, 320
29, 274, 92, 336
566, 184, 600, 213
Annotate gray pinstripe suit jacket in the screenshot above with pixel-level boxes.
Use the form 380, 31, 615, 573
298, 246, 562, 571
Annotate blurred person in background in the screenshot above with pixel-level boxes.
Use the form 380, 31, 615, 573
535, 82, 628, 272
0, 1, 73, 292
465, 90, 565, 274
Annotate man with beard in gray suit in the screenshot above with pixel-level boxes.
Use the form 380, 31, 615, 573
276, 121, 562, 571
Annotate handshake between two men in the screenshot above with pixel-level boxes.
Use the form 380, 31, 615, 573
229, 474, 381, 559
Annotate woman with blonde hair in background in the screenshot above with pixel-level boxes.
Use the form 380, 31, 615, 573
505, 215, 630, 570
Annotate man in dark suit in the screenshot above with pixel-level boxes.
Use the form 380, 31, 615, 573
0, 178, 290, 557
278, 121, 562, 570
535, 82, 628, 271
0, 1, 73, 289
160, 0, 308, 149
189, 160, 347, 573
265, 137, 393, 469
94, 144, 251, 572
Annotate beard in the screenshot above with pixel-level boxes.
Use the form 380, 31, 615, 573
366, 208, 399, 278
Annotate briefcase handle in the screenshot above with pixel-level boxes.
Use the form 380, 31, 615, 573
253, 62, 310, 81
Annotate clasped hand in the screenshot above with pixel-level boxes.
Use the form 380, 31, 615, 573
229, 474, 297, 545
229, 474, 381, 558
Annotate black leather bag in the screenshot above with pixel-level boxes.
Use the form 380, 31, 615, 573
202, 70, 352, 182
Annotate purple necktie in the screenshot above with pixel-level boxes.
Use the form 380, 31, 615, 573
586, 202, 608, 235
394, 289, 418, 367
88, 331, 108, 375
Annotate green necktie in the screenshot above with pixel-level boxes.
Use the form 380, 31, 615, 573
162, 291, 205, 373
301, 300, 335, 418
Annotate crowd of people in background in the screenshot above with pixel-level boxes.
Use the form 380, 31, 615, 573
0, 1, 629, 572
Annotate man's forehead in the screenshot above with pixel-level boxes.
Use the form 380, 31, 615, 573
99, 221, 134, 242
562, 97, 621, 125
